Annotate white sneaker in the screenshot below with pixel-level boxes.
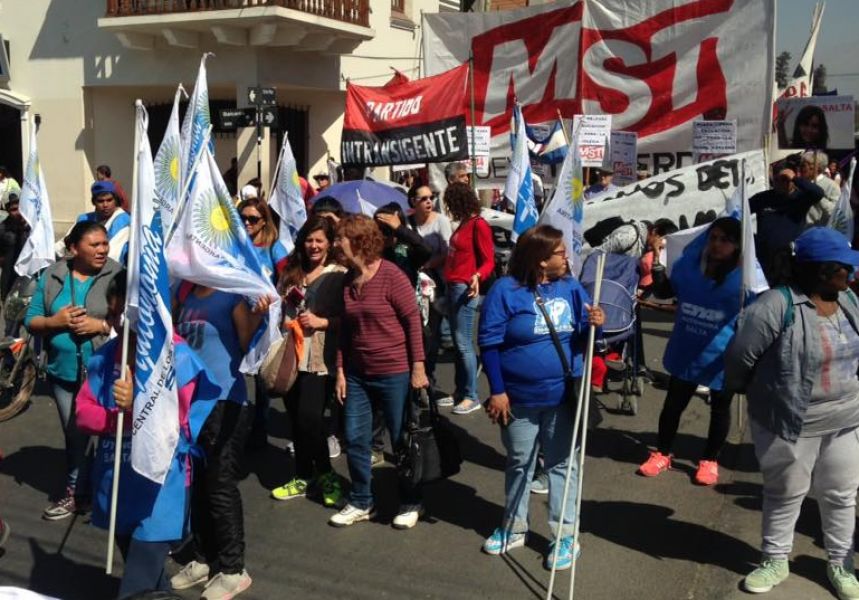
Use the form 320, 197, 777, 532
392, 504, 425, 530
201, 570, 252, 600
327, 435, 341, 459
434, 394, 455, 407
285, 439, 295, 455
695, 385, 710, 395
329, 503, 376, 527
170, 560, 210, 590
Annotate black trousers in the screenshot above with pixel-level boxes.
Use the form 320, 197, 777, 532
190, 401, 251, 575
284, 372, 333, 480
657, 377, 733, 461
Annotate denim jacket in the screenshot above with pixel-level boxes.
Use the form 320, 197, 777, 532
724, 285, 859, 442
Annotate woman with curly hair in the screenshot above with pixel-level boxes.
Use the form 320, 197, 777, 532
443, 182, 495, 415
330, 215, 428, 530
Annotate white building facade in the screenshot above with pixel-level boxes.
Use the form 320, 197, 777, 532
0, 0, 443, 231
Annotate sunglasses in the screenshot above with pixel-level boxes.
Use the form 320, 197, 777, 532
242, 215, 262, 225
417, 195, 435, 202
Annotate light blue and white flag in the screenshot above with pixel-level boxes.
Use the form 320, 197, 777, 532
180, 54, 214, 187
15, 119, 55, 277
728, 159, 769, 294
154, 84, 185, 232
505, 105, 537, 242
269, 134, 307, 253
831, 158, 856, 243
525, 118, 568, 164
126, 103, 180, 484
166, 145, 281, 373
357, 189, 377, 217
539, 130, 585, 274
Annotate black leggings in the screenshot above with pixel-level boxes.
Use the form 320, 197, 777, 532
285, 372, 333, 480
657, 377, 733, 461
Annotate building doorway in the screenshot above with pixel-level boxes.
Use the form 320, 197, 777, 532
0, 103, 22, 181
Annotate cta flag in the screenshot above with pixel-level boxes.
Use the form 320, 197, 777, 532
180, 53, 214, 185
127, 103, 180, 484
831, 158, 857, 242
728, 160, 768, 295
166, 145, 281, 373
341, 63, 469, 166
505, 105, 537, 242
15, 120, 55, 277
269, 135, 307, 254
155, 84, 185, 232
539, 130, 585, 274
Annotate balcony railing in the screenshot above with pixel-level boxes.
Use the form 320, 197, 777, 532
105, 0, 370, 27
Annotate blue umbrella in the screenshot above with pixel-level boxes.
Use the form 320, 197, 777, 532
310, 180, 410, 215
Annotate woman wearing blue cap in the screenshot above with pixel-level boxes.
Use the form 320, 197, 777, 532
726, 227, 859, 599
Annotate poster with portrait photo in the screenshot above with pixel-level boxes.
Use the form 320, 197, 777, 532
775, 95, 854, 152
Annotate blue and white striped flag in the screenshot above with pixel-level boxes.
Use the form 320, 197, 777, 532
269, 134, 307, 254
127, 103, 180, 484
15, 119, 55, 277
539, 130, 585, 274
154, 84, 185, 232
180, 54, 214, 187
165, 144, 281, 373
505, 104, 537, 242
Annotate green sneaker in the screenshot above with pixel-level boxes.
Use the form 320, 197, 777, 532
828, 563, 859, 600
271, 478, 308, 501
318, 472, 343, 508
744, 558, 789, 593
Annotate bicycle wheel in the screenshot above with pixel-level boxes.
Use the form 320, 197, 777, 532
0, 357, 36, 422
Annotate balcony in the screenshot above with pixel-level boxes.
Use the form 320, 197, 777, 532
99, 0, 374, 53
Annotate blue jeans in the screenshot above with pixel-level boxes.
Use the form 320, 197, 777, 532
500, 402, 577, 539
50, 376, 91, 496
447, 283, 479, 402
343, 371, 420, 509
117, 536, 171, 597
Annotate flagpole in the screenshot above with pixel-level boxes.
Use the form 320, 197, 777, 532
164, 124, 214, 248
468, 53, 478, 188
106, 100, 144, 575
545, 252, 605, 600
268, 134, 288, 202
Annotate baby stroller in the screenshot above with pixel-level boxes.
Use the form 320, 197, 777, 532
580, 251, 643, 414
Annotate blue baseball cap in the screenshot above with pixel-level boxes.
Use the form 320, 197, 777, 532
91, 180, 116, 198
794, 227, 859, 265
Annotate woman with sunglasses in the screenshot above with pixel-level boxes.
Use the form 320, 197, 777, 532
238, 198, 289, 450
726, 228, 859, 598
408, 182, 453, 405
238, 198, 288, 285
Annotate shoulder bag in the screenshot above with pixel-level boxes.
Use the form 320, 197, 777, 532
397, 388, 462, 486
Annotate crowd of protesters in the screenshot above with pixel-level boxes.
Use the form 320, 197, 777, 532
2, 146, 859, 600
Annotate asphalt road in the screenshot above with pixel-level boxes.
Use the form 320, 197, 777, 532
0, 308, 846, 599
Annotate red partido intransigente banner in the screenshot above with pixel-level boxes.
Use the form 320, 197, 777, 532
342, 63, 469, 166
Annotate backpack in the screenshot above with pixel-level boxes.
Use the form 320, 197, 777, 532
583, 217, 638, 251
776, 285, 859, 330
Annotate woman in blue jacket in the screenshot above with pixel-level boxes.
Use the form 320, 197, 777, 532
638, 217, 745, 486
478, 225, 603, 570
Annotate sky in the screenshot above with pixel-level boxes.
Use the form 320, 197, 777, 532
777, 0, 859, 99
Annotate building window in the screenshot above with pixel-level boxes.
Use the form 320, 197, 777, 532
391, 0, 406, 14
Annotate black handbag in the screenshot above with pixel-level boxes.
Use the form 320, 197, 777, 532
397, 389, 462, 486
534, 292, 603, 430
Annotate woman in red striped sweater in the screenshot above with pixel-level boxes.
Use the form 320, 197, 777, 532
330, 215, 429, 530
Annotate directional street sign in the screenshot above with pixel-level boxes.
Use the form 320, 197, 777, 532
218, 107, 255, 129
259, 87, 276, 106
259, 106, 279, 128
248, 86, 277, 106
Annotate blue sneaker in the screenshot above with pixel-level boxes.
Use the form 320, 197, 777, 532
544, 536, 581, 570
482, 528, 527, 555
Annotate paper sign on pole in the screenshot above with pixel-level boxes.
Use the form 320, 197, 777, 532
609, 131, 637, 187
573, 115, 611, 167
464, 126, 491, 176
693, 120, 737, 154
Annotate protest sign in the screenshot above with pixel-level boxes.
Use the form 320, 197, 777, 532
775, 95, 855, 151
609, 131, 637, 187
463, 126, 491, 176
423, 0, 774, 185
573, 115, 611, 167
342, 64, 469, 166
583, 150, 766, 231
693, 120, 737, 155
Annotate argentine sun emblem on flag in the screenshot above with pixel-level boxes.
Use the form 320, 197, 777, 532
192, 190, 240, 256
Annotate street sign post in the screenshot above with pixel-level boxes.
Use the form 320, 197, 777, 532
246, 86, 279, 179
218, 107, 255, 129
